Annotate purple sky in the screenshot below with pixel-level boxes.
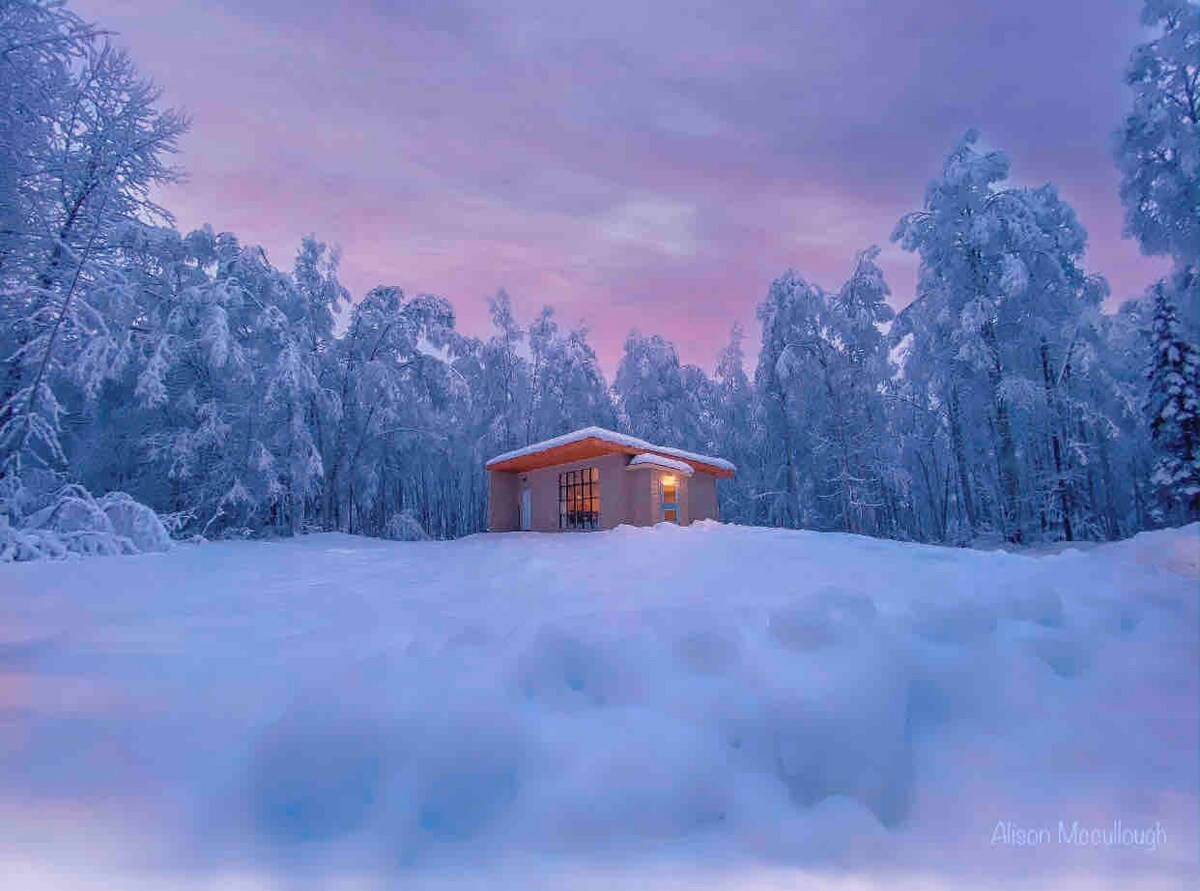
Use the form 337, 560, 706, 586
79, 0, 1168, 370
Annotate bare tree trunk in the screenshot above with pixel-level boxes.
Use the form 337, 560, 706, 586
1040, 340, 1073, 541
984, 323, 1022, 543
948, 385, 977, 537
779, 399, 801, 528
915, 448, 947, 541
821, 365, 856, 533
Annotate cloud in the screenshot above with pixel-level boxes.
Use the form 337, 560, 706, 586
598, 197, 700, 259
76, 0, 1168, 370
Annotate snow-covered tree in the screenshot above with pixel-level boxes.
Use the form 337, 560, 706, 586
0, 1, 184, 558
893, 130, 1115, 543
479, 289, 529, 453
614, 331, 706, 448
0, 32, 186, 471
1114, 0, 1199, 270
526, 306, 615, 441
752, 250, 897, 535
1113, 1, 1200, 525
319, 285, 457, 534
711, 325, 757, 523
1146, 272, 1200, 514
754, 271, 822, 528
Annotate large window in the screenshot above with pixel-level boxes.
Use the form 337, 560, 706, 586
559, 467, 599, 530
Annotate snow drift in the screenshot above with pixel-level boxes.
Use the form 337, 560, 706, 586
0, 473, 171, 562
0, 522, 1195, 889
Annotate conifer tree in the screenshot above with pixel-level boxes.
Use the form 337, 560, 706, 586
1146, 274, 1200, 515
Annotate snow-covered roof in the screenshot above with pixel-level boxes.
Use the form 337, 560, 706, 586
486, 426, 736, 473
627, 453, 694, 476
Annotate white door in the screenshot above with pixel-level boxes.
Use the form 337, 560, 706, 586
520, 488, 532, 530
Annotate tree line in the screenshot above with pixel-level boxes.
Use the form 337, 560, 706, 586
1, 0, 1196, 556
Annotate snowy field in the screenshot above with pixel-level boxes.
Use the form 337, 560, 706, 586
1, 523, 1197, 890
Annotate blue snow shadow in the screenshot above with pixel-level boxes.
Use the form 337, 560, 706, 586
249, 707, 386, 844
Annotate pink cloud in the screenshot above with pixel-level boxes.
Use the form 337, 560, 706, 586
76, 0, 1167, 371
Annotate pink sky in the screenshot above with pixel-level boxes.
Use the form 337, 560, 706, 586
78, 0, 1169, 370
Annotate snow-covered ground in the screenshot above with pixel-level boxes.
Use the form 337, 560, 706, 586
1, 523, 1196, 890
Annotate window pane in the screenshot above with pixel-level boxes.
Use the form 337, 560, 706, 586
558, 466, 600, 530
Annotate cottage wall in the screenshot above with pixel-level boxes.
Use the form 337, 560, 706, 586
487, 470, 521, 531
627, 468, 655, 527
488, 455, 723, 532
688, 472, 719, 523
519, 452, 632, 531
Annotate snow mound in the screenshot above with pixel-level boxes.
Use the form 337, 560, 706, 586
98, 492, 174, 553
628, 452, 695, 475
0, 477, 171, 562
381, 509, 430, 542
0, 523, 1195, 889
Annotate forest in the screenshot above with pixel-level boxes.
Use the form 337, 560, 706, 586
1, 0, 1197, 558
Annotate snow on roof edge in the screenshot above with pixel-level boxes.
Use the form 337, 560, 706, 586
627, 453, 694, 475
485, 426, 736, 472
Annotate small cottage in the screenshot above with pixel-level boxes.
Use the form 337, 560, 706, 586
486, 427, 735, 532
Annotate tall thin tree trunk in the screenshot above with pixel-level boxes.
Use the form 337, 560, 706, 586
984, 323, 1022, 543
822, 367, 855, 533
1040, 340, 1073, 541
948, 385, 977, 537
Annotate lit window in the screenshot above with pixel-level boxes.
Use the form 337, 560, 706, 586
559, 467, 599, 530
661, 475, 678, 523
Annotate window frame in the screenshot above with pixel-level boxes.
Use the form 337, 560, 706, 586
558, 466, 600, 531
660, 475, 679, 523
